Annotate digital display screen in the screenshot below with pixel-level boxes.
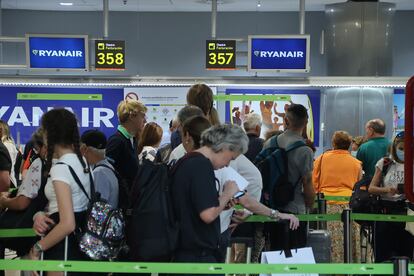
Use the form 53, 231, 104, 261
206, 40, 236, 70
95, 40, 125, 70
248, 35, 310, 72
26, 34, 88, 70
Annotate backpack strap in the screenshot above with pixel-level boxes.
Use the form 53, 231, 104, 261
94, 163, 121, 190
169, 151, 204, 175
94, 163, 118, 177
269, 135, 279, 149
56, 162, 94, 202
381, 157, 393, 178
285, 140, 306, 152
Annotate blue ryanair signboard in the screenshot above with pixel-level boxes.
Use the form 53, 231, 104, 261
248, 35, 310, 73
26, 34, 89, 70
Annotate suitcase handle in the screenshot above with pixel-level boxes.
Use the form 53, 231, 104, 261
229, 237, 254, 247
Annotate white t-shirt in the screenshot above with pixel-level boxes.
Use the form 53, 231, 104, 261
217, 155, 263, 233
17, 157, 42, 199
230, 154, 262, 201
3, 140, 18, 187
168, 143, 187, 163
376, 158, 404, 202
45, 153, 91, 214
138, 146, 157, 163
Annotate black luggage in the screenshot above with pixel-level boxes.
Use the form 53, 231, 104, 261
307, 229, 331, 263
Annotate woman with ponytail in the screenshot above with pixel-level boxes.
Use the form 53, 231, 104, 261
29, 109, 91, 275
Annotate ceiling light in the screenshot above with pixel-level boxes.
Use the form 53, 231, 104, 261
60, 2, 73, 6
257, 1, 261, 8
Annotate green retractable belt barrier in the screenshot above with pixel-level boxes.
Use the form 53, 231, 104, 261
246, 213, 342, 222
2, 212, 414, 239
0, 260, 397, 274
351, 213, 414, 222
17, 93, 102, 101
322, 195, 351, 202
0, 228, 36, 238
213, 95, 291, 101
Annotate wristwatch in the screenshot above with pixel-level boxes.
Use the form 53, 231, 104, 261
33, 242, 43, 254
269, 209, 280, 220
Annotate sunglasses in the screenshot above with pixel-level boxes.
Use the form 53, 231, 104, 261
396, 131, 405, 139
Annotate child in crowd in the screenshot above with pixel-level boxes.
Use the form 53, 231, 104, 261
29, 109, 91, 276
137, 122, 163, 162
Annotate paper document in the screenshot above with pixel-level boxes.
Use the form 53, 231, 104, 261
215, 166, 248, 191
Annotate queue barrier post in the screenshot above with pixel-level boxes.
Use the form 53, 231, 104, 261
317, 193, 327, 229
342, 208, 352, 263
393, 257, 409, 276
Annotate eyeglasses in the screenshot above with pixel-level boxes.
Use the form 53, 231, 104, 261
396, 131, 405, 139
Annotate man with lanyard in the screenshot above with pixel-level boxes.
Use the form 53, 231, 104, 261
106, 99, 147, 188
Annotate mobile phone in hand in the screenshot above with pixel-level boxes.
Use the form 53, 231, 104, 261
233, 191, 246, 199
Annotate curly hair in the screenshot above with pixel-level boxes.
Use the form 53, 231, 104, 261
41, 109, 86, 174
200, 124, 248, 154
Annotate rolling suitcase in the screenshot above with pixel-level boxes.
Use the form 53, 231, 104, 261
307, 229, 331, 263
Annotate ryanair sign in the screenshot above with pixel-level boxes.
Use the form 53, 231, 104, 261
26, 34, 89, 70
248, 35, 310, 73
32, 50, 83, 57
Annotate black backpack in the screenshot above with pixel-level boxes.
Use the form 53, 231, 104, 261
254, 136, 306, 209
126, 153, 195, 261
349, 157, 392, 224
0, 158, 48, 256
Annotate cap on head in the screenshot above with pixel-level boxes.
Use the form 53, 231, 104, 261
81, 129, 107, 150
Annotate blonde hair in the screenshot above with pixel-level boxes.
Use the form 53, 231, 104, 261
117, 100, 147, 124
352, 136, 365, 147
0, 120, 13, 143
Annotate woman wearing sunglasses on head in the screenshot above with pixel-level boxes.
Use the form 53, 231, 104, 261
369, 131, 413, 263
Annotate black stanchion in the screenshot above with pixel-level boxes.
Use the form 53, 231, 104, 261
342, 209, 352, 263
317, 193, 327, 230
392, 257, 409, 276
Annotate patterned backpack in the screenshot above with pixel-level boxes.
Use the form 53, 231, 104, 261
60, 162, 125, 260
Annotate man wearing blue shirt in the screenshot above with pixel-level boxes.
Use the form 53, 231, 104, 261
81, 130, 119, 208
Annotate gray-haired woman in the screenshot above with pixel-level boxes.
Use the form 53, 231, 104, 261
171, 124, 246, 268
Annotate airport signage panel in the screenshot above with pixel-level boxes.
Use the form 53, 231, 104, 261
95, 40, 125, 70
26, 34, 89, 70
0, 87, 123, 144
206, 40, 236, 70
248, 35, 310, 73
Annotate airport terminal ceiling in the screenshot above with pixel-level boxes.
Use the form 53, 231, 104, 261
2, 0, 414, 12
